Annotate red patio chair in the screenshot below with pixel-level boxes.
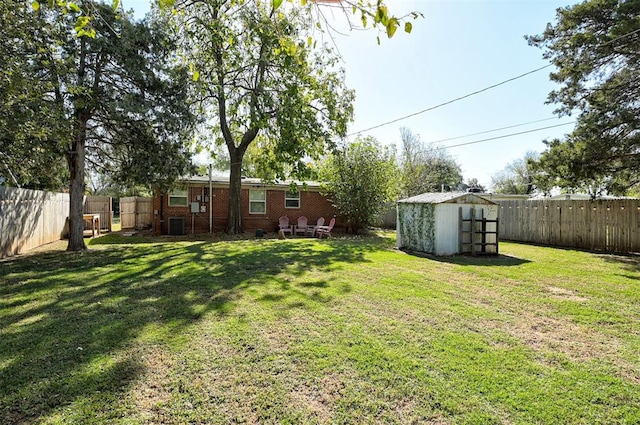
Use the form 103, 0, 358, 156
305, 217, 324, 236
316, 217, 335, 238
294, 216, 308, 236
278, 216, 293, 236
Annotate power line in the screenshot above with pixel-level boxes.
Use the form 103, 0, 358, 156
600, 27, 640, 46
347, 27, 640, 137
428, 117, 560, 144
432, 121, 575, 151
346, 64, 553, 136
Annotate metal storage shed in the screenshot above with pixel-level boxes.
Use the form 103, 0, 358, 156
396, 192, 499, 256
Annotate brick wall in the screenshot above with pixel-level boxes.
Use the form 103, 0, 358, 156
262, 189, 338, 232
153, 186, 225, 235
153, 183, 339, 235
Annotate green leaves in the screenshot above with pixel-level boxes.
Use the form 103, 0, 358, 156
352, 1, 421, 40
319, 136, 400, 233
370, 4, 400, 38
74, 16, 95, 38
491, 151, 539, 195
3, 0, 197, 215
375, 5, 388, 24
386, 18, 397, 38
529, 0, 640, 195
190, 62, 200, 82
398, 127, 462, 197
166, 0, 355, 231
30, 1, 97, 38
273, 0, 284, 10
279, 37, 298, 55
74, 15, 91, 29
158, 0, 176, 9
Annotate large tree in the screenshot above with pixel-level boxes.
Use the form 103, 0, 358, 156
0, 0, 69, 190
527, 0, 640, 196
1, 1, 196, 250
168, 0, 355, 233
398, 127, 462, 197
318, 136, 399, 234
491, 151, 539, 195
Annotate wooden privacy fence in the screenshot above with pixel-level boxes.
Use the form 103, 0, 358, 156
0, 189, 118, 258
0, 187, 69, 258
377, 204, 397, 229
120, 197, 153, 230
498, 199, 640, 253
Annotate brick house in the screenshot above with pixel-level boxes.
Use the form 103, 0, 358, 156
152, 174, 339, 235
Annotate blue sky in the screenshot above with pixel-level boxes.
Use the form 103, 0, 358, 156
121, 0, 578, 190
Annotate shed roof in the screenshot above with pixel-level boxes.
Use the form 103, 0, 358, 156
398, 192, 497, 205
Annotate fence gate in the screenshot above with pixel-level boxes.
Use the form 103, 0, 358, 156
120, 197, 153, 230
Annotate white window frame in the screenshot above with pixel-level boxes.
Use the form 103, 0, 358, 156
249, 189, 266, 214
285, 190, 300, 209
168, 188, 188, 207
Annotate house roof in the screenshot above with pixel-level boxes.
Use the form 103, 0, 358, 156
180, 174, 322, 189
398, 192, 498, 205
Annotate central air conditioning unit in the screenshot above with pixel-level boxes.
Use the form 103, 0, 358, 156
168, 217, 186, 235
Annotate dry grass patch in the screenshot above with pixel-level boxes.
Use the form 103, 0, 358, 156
546, 285, 589, 302
129, 345, 176, 423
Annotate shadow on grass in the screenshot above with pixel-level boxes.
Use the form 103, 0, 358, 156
0, 234, 385, 423
401, 249, 531, 267
504, 239, 640, 269
595, 252, 640, 283
596, 252, 640, 272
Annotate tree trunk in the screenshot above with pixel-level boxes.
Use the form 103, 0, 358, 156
66, 37, 89, 252
66, 130, 87, 251
227, 151, 243, 233
351, 219, 360, 235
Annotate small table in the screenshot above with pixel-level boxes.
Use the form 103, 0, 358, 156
83, 214, 101, 237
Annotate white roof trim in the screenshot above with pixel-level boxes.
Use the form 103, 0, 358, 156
398, 192, 497, 205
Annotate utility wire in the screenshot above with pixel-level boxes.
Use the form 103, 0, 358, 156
428, 117, 560, 144
346, 64, 553, 136
347, 27, 640, 137
600, 27, 640, 46
432, 121, 575, 151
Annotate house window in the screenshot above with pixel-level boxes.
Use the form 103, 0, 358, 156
285, 190, 300, 209
249, 189, 266, 214
168, 189, 188, 206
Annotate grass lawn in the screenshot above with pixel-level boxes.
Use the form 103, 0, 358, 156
111, 217, 121, 232
1, 231, 639, 424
